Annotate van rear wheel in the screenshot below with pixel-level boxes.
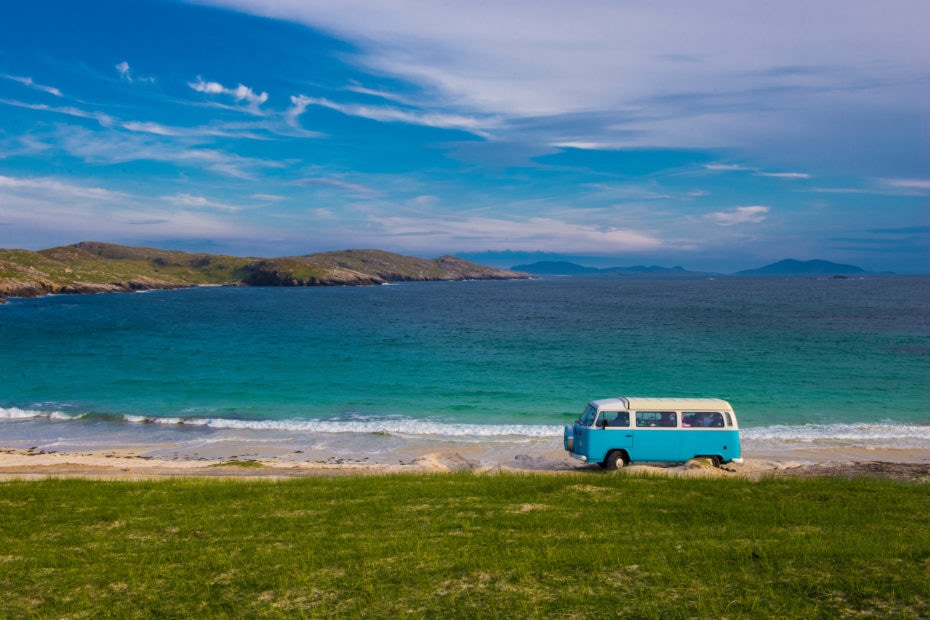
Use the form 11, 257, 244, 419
604, 451, 628, 470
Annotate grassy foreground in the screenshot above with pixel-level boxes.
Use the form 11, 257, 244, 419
1, 473, 927, 618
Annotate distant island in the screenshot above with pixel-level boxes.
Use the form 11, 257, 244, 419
0, 242, 529, 302
512, 258, 871, 277
510, 261, 702, 277
734, 259, 866, 276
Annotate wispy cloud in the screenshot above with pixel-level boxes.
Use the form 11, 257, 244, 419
290, 96, 492, 135
756, 171, 810, 179
0, 98, 114, 125
704, 164, 752, 172
189, 76, 269, 112
553, 141, 613, 150
706, 206, 769, 226
115, 61, 155, 84
0, 174, 127, 201
356, 214, 663, 254
0, 174, 258, 246
878, 178, 930, 194
2, 74, 62, 97
811, 178, 930, 196
54, 126, 283, 179
705, 164, 810, 179
294, 176, 379, 197
161, 193, 243, 211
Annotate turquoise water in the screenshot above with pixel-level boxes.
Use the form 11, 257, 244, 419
2, 276, 928, 451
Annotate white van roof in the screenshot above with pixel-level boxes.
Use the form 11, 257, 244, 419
590, 396, 733, 411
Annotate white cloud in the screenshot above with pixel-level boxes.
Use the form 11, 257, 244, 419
2, 74, 62, 97
356, 214, 663, 254
121, 121, 183, 136
811, 178, 930, 196
706, 206, 769, 226
0, 98, 114, 126
0, 175, 257, 247
202, 2, 929, 114
879, 178, 930, 192
189, 76, 269, 111
53, 125, 283, 179
294, 176, 379, 197
705, 164, 752, 172
706, 164, 811, 180
198, 0, 929, 168
161, 193, 243, 211
289, 96, 493, 135
114, 61, 154, 84
553, 141, 613, 151
755, 172, 811, 179
0, 174, 127, 201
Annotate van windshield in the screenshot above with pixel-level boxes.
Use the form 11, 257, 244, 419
579, 405, 598, 427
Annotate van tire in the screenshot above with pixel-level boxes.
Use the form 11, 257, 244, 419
604, 451, 628, 470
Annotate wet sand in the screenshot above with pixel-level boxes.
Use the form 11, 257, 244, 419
1, 440, 928, 482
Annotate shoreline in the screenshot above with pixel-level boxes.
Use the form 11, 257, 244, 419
2, 443, 928, 482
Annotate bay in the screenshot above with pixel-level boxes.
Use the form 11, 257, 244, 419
2, 276, 928, 453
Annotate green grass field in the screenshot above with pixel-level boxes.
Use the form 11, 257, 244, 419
1, 472, 927, 618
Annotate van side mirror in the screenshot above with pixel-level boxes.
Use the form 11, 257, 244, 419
599, 419, 607, 429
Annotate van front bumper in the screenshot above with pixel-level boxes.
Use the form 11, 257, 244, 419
730, 457, 744, 464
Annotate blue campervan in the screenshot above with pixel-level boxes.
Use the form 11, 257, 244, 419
564, 396, 743, 469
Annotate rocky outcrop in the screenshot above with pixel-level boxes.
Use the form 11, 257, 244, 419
0, 277, 190, 301
241, 261, 382, 287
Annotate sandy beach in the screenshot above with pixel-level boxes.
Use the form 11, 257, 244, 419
2, 438, 928, 482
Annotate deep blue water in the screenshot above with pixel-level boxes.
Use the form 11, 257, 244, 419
2, 276, 928, 449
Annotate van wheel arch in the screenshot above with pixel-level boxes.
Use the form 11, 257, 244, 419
603, 451, 629, 471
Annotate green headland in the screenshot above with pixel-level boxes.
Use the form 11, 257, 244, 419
0, 241, 529, 301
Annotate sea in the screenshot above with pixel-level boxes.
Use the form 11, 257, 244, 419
2, 275, 928, 461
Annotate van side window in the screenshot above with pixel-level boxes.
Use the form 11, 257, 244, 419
723, 412, 733, 427
636, 411, 676, 427
603, 411, 629, 428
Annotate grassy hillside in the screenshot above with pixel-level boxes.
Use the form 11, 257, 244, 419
0, 241, 528, 300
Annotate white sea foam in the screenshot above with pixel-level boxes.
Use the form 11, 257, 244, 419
0, 407, 47, 419
742, 423, 930, 450
0, 407, 83, 420
119, 414, 565, 440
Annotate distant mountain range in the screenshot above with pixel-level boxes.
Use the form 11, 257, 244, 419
512, 258, 870, 277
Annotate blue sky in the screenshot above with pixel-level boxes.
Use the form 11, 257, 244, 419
1, 0, 928, 272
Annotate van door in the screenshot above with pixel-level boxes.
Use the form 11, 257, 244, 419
587, 410, 633, 462
632, 411, 681, 461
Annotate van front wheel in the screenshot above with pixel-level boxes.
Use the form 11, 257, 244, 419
604, 451, 628, 470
